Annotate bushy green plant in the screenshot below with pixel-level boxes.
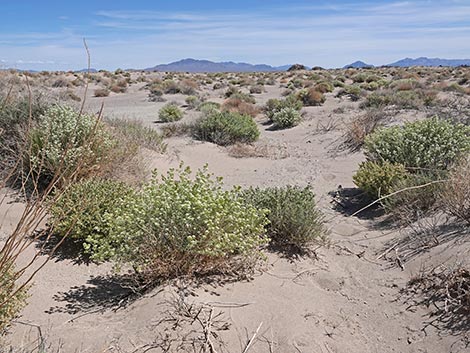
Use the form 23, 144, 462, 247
265, 95, 302, 121
242, 186, 324, 250
198, 101, 221, 115
159, 103, 183, 122
94, 166, 269, 279
28, 105, 115, 184
272, 107, 302, 129
193, 111, 260, 145
364, 118, 470, 171
50, 179, 135, 255
353, 161, 408, 198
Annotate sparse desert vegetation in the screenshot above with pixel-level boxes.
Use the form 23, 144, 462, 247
1, 65, 470, 353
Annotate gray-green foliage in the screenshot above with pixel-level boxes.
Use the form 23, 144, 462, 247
28, 105, 115, 183
193, 111, 260, 145
242, 186, 324, 250
159, 103, 183, 122
364, 118, 470, 171
272, 107, 302, 129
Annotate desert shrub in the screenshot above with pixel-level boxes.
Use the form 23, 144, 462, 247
314, 81, 334, 93
0, 94, 48, 175
159, 103, 183, 122
27, 105, 115, 185
249, 85, 264, 94
162, 80, 181, 94
93, 166, 269, 280
185, 95, 201, 109
342, 108, 391, 152
161, 122, 193, 138
272, 107, 302, 129
179, 79, 198, 95
198, 101, 221, 115
94, 88, 110, 97
105, 118, 166, 152
364, 118, 470, 171
337, 85, 362, 101
0, 264, 27, 333
298, 88, 326, 106
222, 98, 259, 118
193, 111, 259, 146
440, 156, 470, 224
224, 87, 256, 103
383, 172, 442, 220
242, 186, 324, 250
361, 89, 437, 109
50, 179, 135, 255
353, 161, 408, 198
265, 95, 302, 121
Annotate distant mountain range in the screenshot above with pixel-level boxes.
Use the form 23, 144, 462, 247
385, 57, 470, 67
144, 58, 292, 72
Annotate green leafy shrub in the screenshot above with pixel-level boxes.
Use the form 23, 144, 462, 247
185, 95, 201, 109
272, 107, 302, 129
265, 95, 302, 121
242, 186, 324, 250
364, 118, 470, 171
159, 103, 183, 122
28, 105, 115, 184
94, 166, 269, 280
198, 101, 221, 115
353, 161, 408, 198
193, 111, 260, 145
50, 179, 135, 255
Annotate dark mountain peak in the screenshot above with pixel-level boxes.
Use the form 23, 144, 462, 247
343, 60, 374, 69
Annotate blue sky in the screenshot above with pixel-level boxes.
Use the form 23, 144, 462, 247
1, 0, 470, 70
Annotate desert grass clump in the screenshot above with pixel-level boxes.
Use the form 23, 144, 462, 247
158, 103, 183, 122
193, 111, 260, 146
0, 264, 28, 334
242, 186, 324, 251
105, 118, 166, 152
440, 156, 470, 224
88, 166, 269, 281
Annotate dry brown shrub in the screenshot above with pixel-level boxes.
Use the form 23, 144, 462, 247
304, 88, 325, 106
342, 109, 391, 151
222, 98, 259, 118
440, 156, 470, 224
94, 88, 110, 97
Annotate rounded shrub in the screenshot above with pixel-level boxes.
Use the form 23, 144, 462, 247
242, 186, 324, 250
198, 101, 221, 115
298, 88, 326, 106
28, 105, 115, 184
353, 161, 408, 198
159, 103, 183, 122
193, 111, 260, 146
96, 166, 269, 280
364, 118, 470, 171
272, 107, 302, 129
265, 95, 302, 121
50, 179, 135, 255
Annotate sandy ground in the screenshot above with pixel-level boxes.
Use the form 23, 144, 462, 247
2, 74, 469, 352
